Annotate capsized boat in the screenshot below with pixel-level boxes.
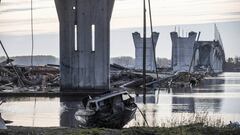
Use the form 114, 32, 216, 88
75, 90, 137, 129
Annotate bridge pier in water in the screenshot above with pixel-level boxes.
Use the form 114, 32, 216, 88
55, 0, 115, 92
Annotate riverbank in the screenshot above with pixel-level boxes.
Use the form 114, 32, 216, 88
1, 124, 240, 135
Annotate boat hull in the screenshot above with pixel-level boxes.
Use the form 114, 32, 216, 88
88, 107, 136, 128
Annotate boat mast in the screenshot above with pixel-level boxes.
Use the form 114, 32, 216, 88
30, 0, 34, 66
143, 0, 147, 104
148, 0, 159, 80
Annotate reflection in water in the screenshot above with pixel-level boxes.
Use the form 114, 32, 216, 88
32, 98, 37, 127
201, 78, 225, 86
0, 97, 60, 127
194, 98, 222, 113
172, 97, 222, 113
135, 93, 156, 104
169, 75, 224, 113
60, 97, 84, 128
172, 97, 195, 113
128, 73, 239, 127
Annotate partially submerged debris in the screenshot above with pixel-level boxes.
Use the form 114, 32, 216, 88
110, 63, 206, 89
146, 72, 205, 88
120, 76, 154, 88
169, 72, 204, 88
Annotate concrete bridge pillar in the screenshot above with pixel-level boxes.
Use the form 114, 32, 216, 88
170, 32, 197, 72
55, 0, 115, 91
132, 32, 159, 71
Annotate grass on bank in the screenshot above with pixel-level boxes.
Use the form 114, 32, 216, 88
0, 123, 240, 135
1, 111, 239, 135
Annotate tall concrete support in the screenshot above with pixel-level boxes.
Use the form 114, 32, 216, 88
132, 32, 159, 71
55, 0, 115, 91
171, 32, 197, 72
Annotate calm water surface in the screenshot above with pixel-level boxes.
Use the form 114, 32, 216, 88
0, 72, 240, 127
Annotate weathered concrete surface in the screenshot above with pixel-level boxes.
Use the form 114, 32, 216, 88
171, 32, 197, 72
55, 0, 115, 91
193, 41, 225, 73
132, 32, 159, 71
192, 25, 225, 73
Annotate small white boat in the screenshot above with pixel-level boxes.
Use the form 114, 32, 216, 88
75, 90, 137, 128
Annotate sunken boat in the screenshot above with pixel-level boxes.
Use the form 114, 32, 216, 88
74, 90, 137, 129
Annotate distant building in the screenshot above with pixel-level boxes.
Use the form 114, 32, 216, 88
132, 32, 159, 71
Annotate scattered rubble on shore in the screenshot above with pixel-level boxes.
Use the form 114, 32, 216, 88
0, 58, 59, 92
0, 58, 208, 93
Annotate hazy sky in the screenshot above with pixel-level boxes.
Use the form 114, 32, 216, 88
0, 0, 240, 59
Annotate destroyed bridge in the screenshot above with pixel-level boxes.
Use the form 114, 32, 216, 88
0, 0, 226, 93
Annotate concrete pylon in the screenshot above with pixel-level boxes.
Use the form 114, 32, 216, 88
55, 0, 115, 91
132, 32, 159, 71
171, 31, 197, 72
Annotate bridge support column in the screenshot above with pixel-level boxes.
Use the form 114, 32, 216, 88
171, 32, 197, 72
55, 0, 115, 91
132, 32, 159, 71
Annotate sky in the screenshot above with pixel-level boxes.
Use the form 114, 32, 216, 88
0, 0, 240, 59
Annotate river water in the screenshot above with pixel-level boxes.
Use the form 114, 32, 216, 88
0, 72, 240, 127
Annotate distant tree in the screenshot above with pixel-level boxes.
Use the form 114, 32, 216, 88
227, 57, 234, 63
0, 55, 59, 66
156, 57, 171, 68
0, 56, 6, 62
224, 56, 240, 72
234, 56, 240, 64
110, 56, 134, 68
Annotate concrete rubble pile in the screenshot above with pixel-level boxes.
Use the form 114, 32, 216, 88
0, 59, 206, 92
111, 71, 154, 88
168, 72, 204, 88
110, 63, 206, 89
110, 63, 155, 88
0, 59, 60, 92
146, 72, 205, 88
